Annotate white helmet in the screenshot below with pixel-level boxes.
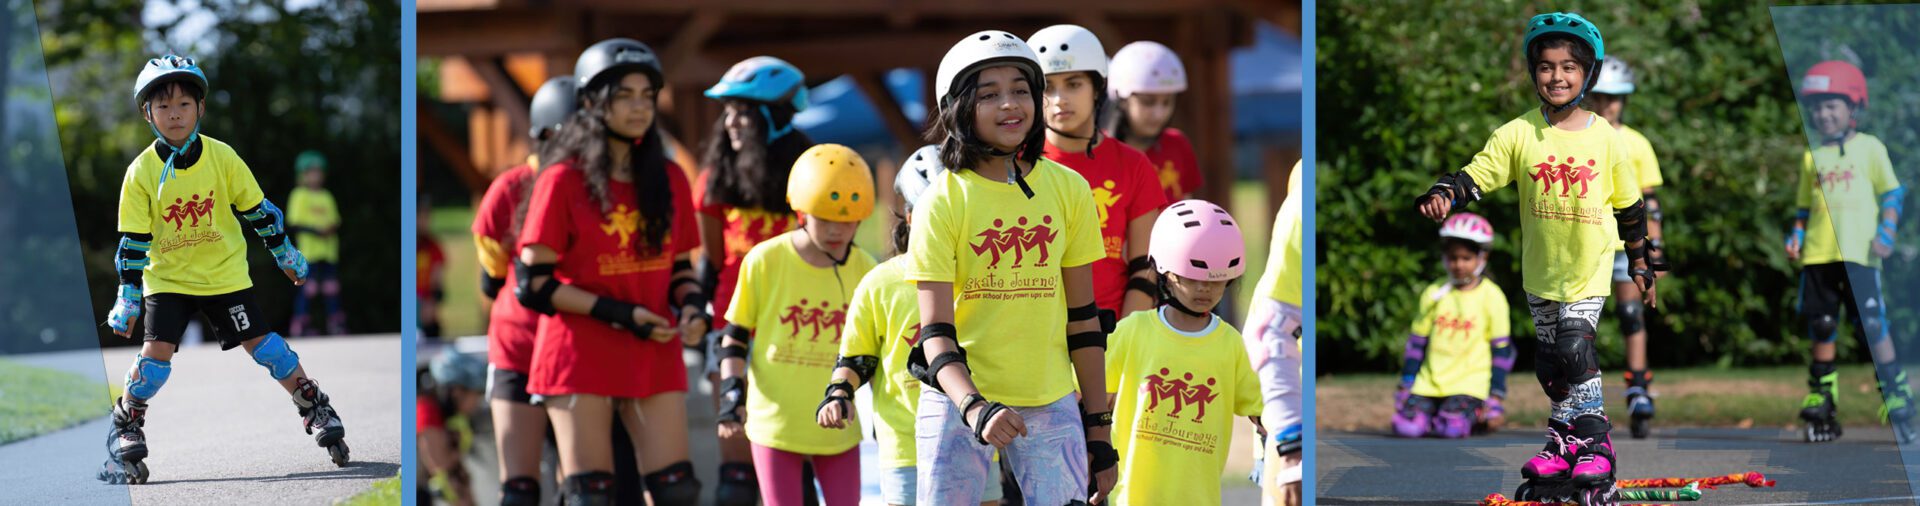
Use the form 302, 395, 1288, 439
1591, 57, 1635, 95
1028, 25, 1107, 77
935, 30, 1044, 109
1109, 41, 1187, 98
895, 145, 948, 212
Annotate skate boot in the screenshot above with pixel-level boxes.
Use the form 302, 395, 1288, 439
98, 396, 151, 484
1519, 415, 1619, 505
1802, 368, 1843, 442
1623, 370, 1654, 439
1876, 366, 1918, 444
1520, 418, 1573, 481
292, 377, 350, 466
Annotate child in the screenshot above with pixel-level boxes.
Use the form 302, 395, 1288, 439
1412, 13, 1657, 502
101, 54, 348, 483
516, 38, 709, 505
1584, 56, 1668, 439
1029, 25, 1167, 318
815, 144, 1004, 506
714, 144, 878, 506
1107, 41, 1201, 203
471, 75, 574, 504
1391, 213, 1514, 439
1787, 59, 1912, 443
287, 150, 344, 336
1104, 199, 1262, 506
419, 193, 445, 339
419, 349, 487, 506
697, 56, 815, 504
1244, 163, 1304, 505
907, 30, 1115, 505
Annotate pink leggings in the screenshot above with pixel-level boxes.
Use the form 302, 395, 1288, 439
749, 442, 861, 506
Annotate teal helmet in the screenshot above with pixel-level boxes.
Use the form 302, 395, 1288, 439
705, 56, 809, 142
1523, 12, 1605, 112
295, 150, 327, 173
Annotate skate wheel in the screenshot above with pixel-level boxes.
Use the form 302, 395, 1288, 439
1514, 482, 1536, 501
329, 442, 350, 467
1577, 486, 1617, 506
131, 461, 149, 484
1630, 418, 1650, 439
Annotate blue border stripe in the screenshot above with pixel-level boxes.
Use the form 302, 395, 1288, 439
400, 0, 419, 502
1301, 1, 1318, 503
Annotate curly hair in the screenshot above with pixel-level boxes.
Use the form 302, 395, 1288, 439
529, 75, 674, 255
700, 102, 808, 214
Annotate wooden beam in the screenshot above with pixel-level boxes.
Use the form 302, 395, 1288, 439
852, 71, 927, 152
419, 9, 575, 56
420, 102, 489, 194
473, 56, 533, 143
662, 10, 726, 73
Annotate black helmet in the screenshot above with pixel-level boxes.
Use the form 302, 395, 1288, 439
574, 38, 664, 92
528, 77, 579, 140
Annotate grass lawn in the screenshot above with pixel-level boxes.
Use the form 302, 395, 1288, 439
0, 358, 112, 445
339, 474, 402, 506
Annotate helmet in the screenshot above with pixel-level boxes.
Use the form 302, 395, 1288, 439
1801, 60, 1867, 108
1150, 199, 1246, 282
1439, 212, 1495, 247
787, 144, 875, 221
429, 350, 486, 392
1028, 25, 1107, 78
295, 150, 327, 173
134, 54, 208, 107
1591, 57, 1635, 95
1109, 41, 1186, 98
935, 30, 1045, 109
895, 145, 948, 212
1523, 12, 1605, 109
575, 38, 664, 92
529, 77, 579, 140
705, 56, 809, 113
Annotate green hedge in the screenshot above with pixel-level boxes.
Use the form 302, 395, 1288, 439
1317, 1, 1920, 372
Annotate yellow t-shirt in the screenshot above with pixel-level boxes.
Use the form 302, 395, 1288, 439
1256, 163, 1304, 305
117, 135, 266, 296
288, 186, 340, 263
1797, 134, 1900, 268
1460, 113, 1639, 302
1615, 125, 1663, 251
1104, 309, 1261, 506
904, 158, 1105, 407
1408, 280, 1511, 399
837, 256, 921, 468
729, 231, 878, 455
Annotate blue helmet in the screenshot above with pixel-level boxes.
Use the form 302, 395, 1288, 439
705, 56, 809, 113
134, 55, 208, 107
429, 350, 487, 392
1523, 12, 1606, 112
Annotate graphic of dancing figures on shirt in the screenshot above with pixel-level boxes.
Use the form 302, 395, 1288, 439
1141, 368, 1221, 423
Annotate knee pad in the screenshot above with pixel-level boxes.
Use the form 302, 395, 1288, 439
322, 279, 341, 295
563, 471, 616, 506
1550, 319, 1601, 385
1810, 314, 1840, 343
1865, 312, 1889, 346
250, 332, 301, 380
500, 476, 541, 506
713, 462, 758, 506
1616, 301, 1646, 336
125, 355, 172, 401
644, 461, 701, 506
1392, 396, 1435, 438
1433, 410, 1474, 439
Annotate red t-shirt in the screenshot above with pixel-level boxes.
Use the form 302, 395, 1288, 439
416, 233, 444, 299
416, 396, 446, 431
1043, 138, 1167, 311
694, 170, 798, 330
472, 164, 540, 373
1142, 128, 1202, 203
520, 160, 698, 398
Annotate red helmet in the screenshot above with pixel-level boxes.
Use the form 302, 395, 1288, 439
1801, 60, 1867, 109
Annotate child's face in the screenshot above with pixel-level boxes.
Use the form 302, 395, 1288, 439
804, 214, 859, 255
1443, 242, 1484, 285
1810, 97, 1853, 138
1042, 71, 1097, 135
721, 101, 754, 151
1123, 93, 1177, 136
970, 66, 1036, 153
301, 168, 325, 188
602, 72, 658, 140
1532, 47, 1587, 107
1165, 272, 1228, 313
144, 88, 202, 146
1587, 93, 1623, 124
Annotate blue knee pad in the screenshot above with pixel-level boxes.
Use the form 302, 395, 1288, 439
125, 355, 172, 401
251, 332, 301, 380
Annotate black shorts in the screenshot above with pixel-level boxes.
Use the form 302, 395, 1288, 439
489, 365, 535, 404
1800, 262, 1883, 329
143, 288, 272, 350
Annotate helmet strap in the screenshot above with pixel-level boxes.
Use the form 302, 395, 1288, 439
146, 105, 202, 196
761, 105, 795, 143
799, 224, 850, 266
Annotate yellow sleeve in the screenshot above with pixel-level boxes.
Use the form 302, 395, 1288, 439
117, 161, 154, 234
1409, 285, 1438, 336
1231, 332, 1263, 417
1607, 134, 1639, 210
325, 191, 341, 225
1459, 124, 1517, 193
1633, 131, 1663, 190
1104, 321, 1132, 393
1487, 285, 1511, 339
1872, 143, 1900, 196
227, 153, 267, 211
840, 274, 884, 358
726, 248, 763, 330
1062, 174, 1106, 269
1796, 151, 1815, 210
286, 190, 312, 227
905, 183, 957, 283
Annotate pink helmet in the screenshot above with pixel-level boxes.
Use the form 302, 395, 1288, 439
1151, 200, 1246, 281
1439, 213, 1495, 246
1109, 41, 1187, 98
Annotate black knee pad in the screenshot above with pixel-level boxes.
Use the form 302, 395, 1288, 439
1810, 314, 1839, 343
1534, 355, 1569, 403
1616, 301, 1646, 336
714, 462, 759, 506
644, 461, 701, 506
563, 472, 616, 506
500, 476, 540, 506
1865, 313, 1888, 346
1551, 318, 1601, 385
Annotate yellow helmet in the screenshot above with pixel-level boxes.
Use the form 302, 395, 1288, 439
787, 144, 875, 221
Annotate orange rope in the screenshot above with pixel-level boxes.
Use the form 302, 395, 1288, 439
1618, 472, 1775, 489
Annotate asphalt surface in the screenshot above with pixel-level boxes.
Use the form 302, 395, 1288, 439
0, 335, 402, 505
1318, 425, 1920, 505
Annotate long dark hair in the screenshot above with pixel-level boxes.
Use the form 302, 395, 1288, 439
533, 73, 674, 255
923, 66, 1044, 173
701, 101, 807, 214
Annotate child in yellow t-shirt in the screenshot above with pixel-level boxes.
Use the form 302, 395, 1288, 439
1585, 56, 1668, 439
287, 150, 344, 336
1413, 13, 1658, 497
1391, 213, 1513, 439
1104, 199, 1262, 506
716, 144, 878, 506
